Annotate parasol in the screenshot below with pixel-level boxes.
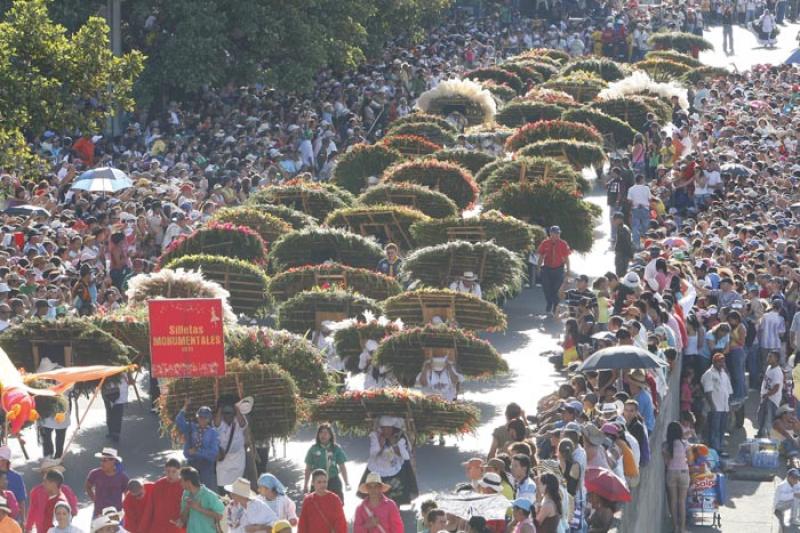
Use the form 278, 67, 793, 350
71, 166, 132, 193
2, 205, 51, 218
661, 236, 689, 249
585, 466, 631, 502
435, 493, 511, 521
578, 345, 667, 372
720, 163, 754, 177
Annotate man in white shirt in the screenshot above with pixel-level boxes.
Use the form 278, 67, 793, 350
448, 271, 482, 298
225, 478, 276, 532
758, 351, 784, 437
215, 402, 249, 492
626, 175, 651, 251
774, 468, 800, 528
701, 353, 733, 451
415, 356, 463, 402
161, 212, 190, 251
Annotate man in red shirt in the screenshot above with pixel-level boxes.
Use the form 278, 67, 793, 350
140, 458, 185, 533
298, 470, 346, 533
122, 478, 152, 532
25, 462, 79, 533
537, 226, 571, 318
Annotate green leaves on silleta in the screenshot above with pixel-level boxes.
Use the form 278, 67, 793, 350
467, 66, 525, 94
430, 150, 497, 176
635, 58, 693, 83
269, 227, 384, 270
645, 50, 702, 68
543, 73, 608, 103
481, 156, 583, 198
276, 289, 383, 335
324, 204, 430, 250
383, 159, 479, 211
268, 263, 402, 302
384, 289, 507, 332
357, 182, 459, 219
496, 100, 565, 128
387, 121, 457, 147
400, 240, 526, 301
517, 139, 607, 170
648, 31, 714, 53
561, 107, 637, 148
332, 143, 402, 195
211, 206, 292, 244
249, 182, 354, 222
505, 120, 604, 152
561, 58, 627, 82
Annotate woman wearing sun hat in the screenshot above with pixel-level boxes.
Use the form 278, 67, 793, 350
508, 498, 535, 533
353, 473, 403, 533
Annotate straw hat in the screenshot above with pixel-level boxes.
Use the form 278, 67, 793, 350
628, 369, 648, 389
377, 415, 404, 429
94, 447, 122, 462
461, 271, 478, 282
91, 514, 119, 533
358, 472, 391, 494
478, 472, 503, 493
39, 457, 65, 473
582, 424, 606, 446
225, 478, 257, 500
236, 396, 254, 415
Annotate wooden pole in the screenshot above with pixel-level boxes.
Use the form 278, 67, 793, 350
60, 377, 105, 460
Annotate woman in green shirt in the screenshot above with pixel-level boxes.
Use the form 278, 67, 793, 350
303, 423, 350, 503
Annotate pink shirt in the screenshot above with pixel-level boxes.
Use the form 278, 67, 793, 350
353, 495, 404, 533
25, 484, 78, 533
666, 439, 689, 471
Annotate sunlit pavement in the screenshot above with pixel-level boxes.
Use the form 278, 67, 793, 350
6, 23, 799, 532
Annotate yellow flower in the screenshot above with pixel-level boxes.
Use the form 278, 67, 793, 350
54, 412, 66, 424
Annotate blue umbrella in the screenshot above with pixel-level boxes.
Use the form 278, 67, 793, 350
786, 48, 800, 64
71, 167, 132, 193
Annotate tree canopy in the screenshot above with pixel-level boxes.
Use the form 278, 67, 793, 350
0, 0, 143, 171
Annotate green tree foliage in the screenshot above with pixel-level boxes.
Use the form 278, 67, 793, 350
0, 0, 143, 172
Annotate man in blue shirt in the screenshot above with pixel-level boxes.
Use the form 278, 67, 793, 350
376, 243, 402, 278
176, 402, 220, 491
0, 446, 26, 519
628, 370, 655, 433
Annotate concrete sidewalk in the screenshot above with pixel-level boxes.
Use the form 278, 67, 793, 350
689, 393, 793, 533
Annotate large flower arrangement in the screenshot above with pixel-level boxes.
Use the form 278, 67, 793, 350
517, 139, 607, 170
500, 63, 544, 85
310, 388, 480, 437
0, 317, 131, 370
431, 149, 496, 175
358, 182, 460, 219
276, 289, 383, 335
381, 134, 441, 157
484, 181, 600, 253
635, 58, 693, 83
268, 263, 402, 303
519, 47, 571, 64
648, 31, 714, 54
495, 100, 565, 128
410, 209, 545, 254
386, 122, 457, 147
249, 182, 353, 222
645, 50, 702, 68
269, 227, 384, 270
165, 254, 272, 317
383, 159, 479, 211
683, 65, 730, 83
93, 306, 150, 362
332, 313, 404, 372
561, 107, 637, 148
373, 324, 508, 386
384, 289, 507, 332
524, 87, 577, 107
481, 156, 584, 197
388, 112, 456, 132
505, 120, 603, 152
467, 67, 525, 94
126, 268, 237, 323
480, 81, 518, 102
509, 59, 559, 81
242, 203, 317, 230
561, 58, 627, 82
158, 222, 268, 266
543, 73, 608, 103
161, 359, 298, 444
400, 240, 526, 301
324, 205, 430, 250
591, 96, 663, 131
597, 71, 689, 112
225, 326, 332, 397
211, 206, 291, 245
416, 79, 497, 125
331, 143, 402, 194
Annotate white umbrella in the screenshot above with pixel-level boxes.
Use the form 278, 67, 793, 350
71, 167, 132, 194
435, 493, 510, 521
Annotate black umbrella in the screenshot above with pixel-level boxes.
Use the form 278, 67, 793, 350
578, 345, 666, 371
720, 163, 754, 177
3, 205, 51, 218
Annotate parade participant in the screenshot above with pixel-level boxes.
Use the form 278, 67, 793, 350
303, 423, 350, 503
449, 271, 482, 298
25, 459, 78, 533
89, 514, 118, 533
0, 474, 17, 522
224, 478, 276, 533
360, 416, 417, 505
174, 467, 224, 533
359, 339, 396, 390
415, 356, 463, 402
47, 501, 83, 533
353, 472, 403, 533
36, 359, 70, 459
140, 458, 185, 533
121, 479, 151, 533
774, 468, 800, 531
537, 226, 571, 318
101, 373, 129, 444
176, 401, 220, 489
0, 496, 20, 533
701, 353, 733, 452
626, 174, 651, 250
85, 449, 128, 517
377, 243, 402, 277
0, 447, 25, 522
297, 470, 346, 533
213, 399, 249, 494
256, 474, 297, 526
611, 213, 633, 278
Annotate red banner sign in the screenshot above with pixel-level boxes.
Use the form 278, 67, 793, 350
148, 298, 225, 378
